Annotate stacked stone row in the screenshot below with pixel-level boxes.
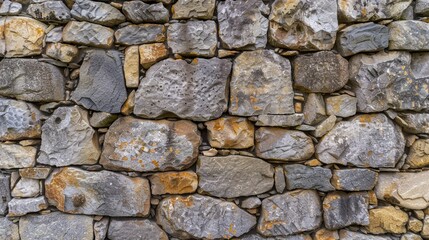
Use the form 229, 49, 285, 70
1, 0, 429, 239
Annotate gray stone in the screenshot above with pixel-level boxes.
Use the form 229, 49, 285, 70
0, 144, 36, 169
303, 93, 326, 125
325, 94, 357, 118
19, 167, 51, 180
90, 112, 118, 128
63, 21, 114, 48
123, 1, 169, 23
37, 106, 100, 167
157, 194, 256, 239
7, 196, 48, 217
94, 218, 109, 240
0, 0, 22, 15
269, 0, 338, 50
167, 21, 217, 57
338, 0, 412, 22
256, 114, 304, 127
274, 165, 286, 193
332, 169, 378, 191
411, 52, 429, 79
229, 50, 294, 116
241, 197, 262, 209
45, 167, 151, 216
218, 0, 269, 50
316, 114, 405, 168
240, 233, 312, 240
0, 59, 65, 102
284, 164, 334, 192
19, 212, 93, 240
115, 24, 165, 45
338, 230, 398, 240
416, 0, 429, 15
311, 115, 336, 138
71, 0, 125, 27
401, 233, 423, 240
101, 117, 201, 172
197, 155, 274, 198
395, 113, 429, 134
134, 58, 231, 121
108, 218, 168, 240
336, 23, 389, 57
255, 128, 314, 162
11, 178, 39, 198
0, 217, 18, 240
172, 0, 215, 19
323, 192, 369, 229
71, 49, 127, 113
27, 1, 71, 23
257, 190, 322, 236
45, 26, 62, 43
0, 174, 10, 215
389, 20, 429, 51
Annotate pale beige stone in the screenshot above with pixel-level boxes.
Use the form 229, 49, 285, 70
205, 116, 254, 149
124, 46, 139, 88
406, 139, 429, 168
45, 43, 78, 63
139, 43, 168, 69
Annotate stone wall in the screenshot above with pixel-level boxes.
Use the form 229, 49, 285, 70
1, 0, 429, 239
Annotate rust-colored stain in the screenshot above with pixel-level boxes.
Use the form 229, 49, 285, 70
358, 115, 374, 123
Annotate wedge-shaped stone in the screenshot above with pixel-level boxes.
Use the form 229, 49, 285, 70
63, 21, 114, 48
172, 0, 215, 19
205, 116, 254, 149
284, 164, 334, 192
338, 0, 412, 22
27, 1, 71, 23
0, 174, 10, 215
45, 167, 151, 216
115, 24, 165, 45
108, 218, 168, 240
0, 144, 36, 169
389, 20, 429, 51
71, 0, 125, 27
406, 139, 429, 168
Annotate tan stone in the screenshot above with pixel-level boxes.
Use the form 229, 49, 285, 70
422, 215, 429, 238
367, 206, 408, 234
139, 43, 168, 69
205, 116, 254, 149
124, 46, 139, 88
406, 139, 429, 168
149, 171, 198, 195
314, 228, 339, 240
408, 217, 423, 233
305, 159, 322, 167
218, 49, 239, 58
120, 90, 135, 116
45, 43, 78, 63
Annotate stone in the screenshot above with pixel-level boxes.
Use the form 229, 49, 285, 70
338, 230, 398, 240
0, 98, 42, 141
45, 26, 62, 43
269, 0, 338, 50
240, 233, 312, 240
167, 21, 217, 57
19, 212, 93, 240
284, 164, 334, 192
416, 0, 429, 15
336, 23, 389, 57
45, 43, 78, 63
423, 216, 429, 238
325, 95, 357, 118
120, 91, 135, 115
316, 114, 405, 168
19, 167, 51, 180
314, 229, 339, 240
45, 167, 151, 217
108, 218, 168, 240
0, 144, 36, 169
402, 233, 423, 240
389, 20, 429, 51
124, 46, 139, 88
406, 139, 429, 168
274, 166, 286, 193
11, 178, 39, 198
395, 113, 429, 134
0, 1, 22, 16
323, 192, 369, 230
172, 0, 215, 19
157, 194, 256, 239
311, 115, 336, 138
332, 169, 378, 191
229, 50, 294, 116
90, 112, 118, 128
94, 218, 109, 240
218, 0, 268, 50
241, 197, 262, 209
0, 174, 10, 215
408, 218, 423, 233
101, 117, 201, 172
149, 171, 198, 195
71, 0, 125, 27
7, 197, 48, 217
134, 58, 231, 121
197, 155, 274, 198
367, 206, 408, 234
255, 128, 314, 162
63, 21, 114, 48
115, 24, 165, 45
256, 114, 304, 127
139, 43, 168, 69
27, 1, 71, 23
123, 1, 169, 23
257, 190, 322, 236
0, 217, 19, 240
338, 0, 412, 22
71, 49, 127, 113
303, 93, 327, 125
37, 106, 100, 167
205, 117, 254, 149
293, 51, 348, 93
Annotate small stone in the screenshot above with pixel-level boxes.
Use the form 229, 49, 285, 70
218, 49, 239, 58
202, 148, 217, 157
423, 216, 429, 237
338, 0, 412, 22
45, 26, 62, 43
124, 46, 139, 88
0, 174, 10, 215
0, 217, 19, 240
311, 115, 336, 138
405, 139, 429, 168
274, 166, 286, 193
94, 217, 109, 240
303, 93, 327, 125
120, 91, 136, 116
123, 1, 169, 23
338, 230, 398, 240
63, 21, 114, 48
71, 0, 125, 27
395, 113, 429, 134
367, 206, 408, 234
284, 164, 334, 192
408, 218, 423, 233
139, 43, 168, 69
389, 20, 429, 51
0, 0, 22, 16
256, 114, 304, 127
0, 144, 36, 169
331, 169, 378, 191
172, 0, 215, 19
115, 24, 165, 45
7, 197, 48, 217
241, 197, 262, 209
11, 178, 39, 198
414, 210, 425, 220
19, 168, 51, 180
45, 43, 78, 63
90, 112, 118, 128
325, 95, 357, 118
205, 116, 254, 149
149, 171, 198, 195
27, 1, 71, 23
305, 159, 322, 167
108, 218, 168, 240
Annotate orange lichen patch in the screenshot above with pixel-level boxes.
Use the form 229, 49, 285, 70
169, 195, 194, 207
150, 171, 198, 195
152, 160, 160, 168
228, 223, 237, 235
315, 228, 339, 240
259, 220, 285, 231
45, 168, 84, 211
358, 114, 374, 123
139, 43, 168, 69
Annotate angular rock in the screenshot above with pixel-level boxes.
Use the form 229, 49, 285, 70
332, 169, 378, 191
89, 112, 118, 128
108, 218, 168, 240
0, 1, 22, 16
325, 94, 357, 118
416, 0, 429, 15
157, 194, 256, 239
115, 24, 165, 45
0, 144, 36, 169
197, 156, 274, 198
255, 128, 314, 162
284, 164, 334, 192
19, 167, 51, 180
45, 43, 78, 63
139, 43, 168, 69
134, 58, 231, 121
218, 0, 269, 50
124, 46, 139, 88
395, 113, 429, 134
303, 93, 326, 125
71, 49, 127, 113
240, 233, 312, 240
311, 115, 336, 138
338, 230, 398, 240
338, 0, 412, 22
316, 114, 405, 168
205, 116, 254, 149
274, 165, 286, 193
71, 0, 125, 27
27, 1, 71, 23
11, 178, 39, 198
0, 217, 18, 240
402, 233, 423, 240
172, 0, 215, 19
19, 212, 93, 240
423, 216, 429, 238
293, 51, 348, 93
314, 229, 339, 240
241, 197, 262, 209
257, 190, 322, 236
167, 21, 217, 57
229, 50, 294, 116
94, 218, 109, 240
149, 171, 198, 195
269, 0, 338, 50
256, 114, 304, 127
123, 1, 169, 23
45, 167, 151, 216
406, 139, 429, 168
323, 192, 369, 229
45, 26, 62, 43
63, 21, 114, 48
7, 197, 48, 217
336, 23, 389, 57
101, 117, 201, 172
367, 206, 408, 234
389, 20, 429, 51
0, 174, 10, 215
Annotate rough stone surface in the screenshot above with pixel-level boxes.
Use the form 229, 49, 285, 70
0, 174, 10, 215
63, 21, 114, 48
303, 93, 327, 125
325, 95, 357, 118
45, 167, 151, 217
332, 169, 378, 191
367, 206, 408, 234
108, 218, 168, 240
149, 171, 198, 195
157, 194, 256, 239
284, 164, 334, 192
274, 165, 286, 193
241, 197, 262, 209
338, 230, 398, 240
0, 1, 22, 16
395, 113, 429, 134
27, 1, 71, 23
139, 43, 168, 69
229, 50, 294, 116
256, 114, 304, 127
19, 167, 51, 180
71, 0, 125, 27
0, 144, 36, 169
123, 1, 169, 23
197, 155, 274, 198
0, 217, 19, 240
124, 46, 139, 88
172, 0, 215, 19
7, 196, 48, 217
94, 218, 109, 240
389, 20, 429, 51
134, 58, 232, 121
316, 114, 405, 168
311, 115, 336, 138
89, 112, 118, 128
205, 117, 254, 149
406, 139, 429, 168
11, 178, 39, 197
115, 24, 165, 45
338, 0, 412, 22
45, 26, 63, 43
416, 0, 429, 15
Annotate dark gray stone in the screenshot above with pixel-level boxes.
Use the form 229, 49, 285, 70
284, 164, 334, 192
0, 174, 10, 216
395, 113, 429, 134
123, 1, 169, 23
71, 0, 125, 27
0, 217, 19, 240
108, 218, 168, 240
115, 24, 165, 45
7, 196, 48, 217
27, 1, 71, 23
332, 169, 378, 191
389, 20, 429, 51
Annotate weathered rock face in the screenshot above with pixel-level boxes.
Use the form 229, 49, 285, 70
367, 206, 408, 234
303, 93, 327, 125
269, 0, 338, 50
338, 230, 397, 240
71, 0, 125, 27
257, 190, 322, 236
416, 0, 429, 15
157, 194, 256, 239
205, 117, 254, 149
27, 1, 71, 23
19, 167, 51, 180
45, 167, 151, 217
256, 114, 304, 127
0, 174, 10, 215
122, 1, 169, 23
0, 217, 19, 240
0, 143, 36, 169
332, 169, 378, 191
11, 177, 39, 197
134, 58, 232, 121
197, 156, 274, 198
63, 21, 114, 48
101, 117, 201, 172
7, 197, 48, 217
172, 0, 215, 19
284, 164, 334, 192
316, 114, 405, 168
139, 43, 168, 69
389, 20, 429, 51
0, 1, 21, 16
108, 218, 168, 240
45, 43, 79, 63
406, 139, 429, 168
337, 0, 412, 22
395, 113, 429, 134
325, 94, 357, 118
71, 49, 127, 113
115, 24, 166, 45
229, 50, 294, 116
149, 171, 198, 195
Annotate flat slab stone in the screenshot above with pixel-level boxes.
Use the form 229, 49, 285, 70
115, 24, 165, 45
338, 0, 412, 22
27, 1, 71, 23
63, 21, 114, 48
19, 167, 51, 180
0, 1, 22, 16
122, 1, 169, 23
332, 169, 378, 191
205, 116, 254, 149
0, 217, 18, 240
0, 144, 36, 169
255, 114, 304, 127
395, 113, 429, 134
7, 196, 48, 217
284, 164, 334, 192
0, 174, 10, 215
45, 167, 151, 217
108, 218, 168, 240
71, 0, 125, 27
197, 155, 274, 198
172, 0, 215, 19
389, 20, 429, 51
134, 58, 232, 121
149, 171, 198, 195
